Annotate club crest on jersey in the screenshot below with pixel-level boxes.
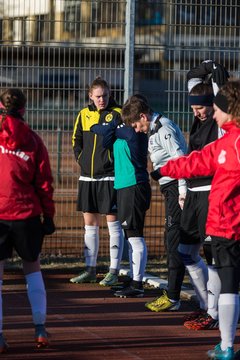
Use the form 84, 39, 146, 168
105, 114, 113, 122
218, 149, 226, 164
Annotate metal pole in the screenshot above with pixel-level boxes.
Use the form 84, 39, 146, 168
124, 0, 135, 102
56, 127, 62, 184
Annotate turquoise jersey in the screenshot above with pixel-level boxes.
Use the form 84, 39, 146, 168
91, 120, 149, 190
113, 138, 137, 189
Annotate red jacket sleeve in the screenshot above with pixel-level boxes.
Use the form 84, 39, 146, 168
161, 141, 217, 179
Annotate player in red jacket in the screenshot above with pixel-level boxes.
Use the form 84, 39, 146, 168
0, 89, 55, 353
151, 80, 240, 360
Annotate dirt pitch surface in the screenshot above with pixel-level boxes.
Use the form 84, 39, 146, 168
2, 269, 240, 360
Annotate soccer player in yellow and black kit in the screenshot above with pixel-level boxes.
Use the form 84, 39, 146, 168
70, 77, 124, 287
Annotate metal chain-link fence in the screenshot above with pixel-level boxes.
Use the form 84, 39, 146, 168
0, 0, 239, 259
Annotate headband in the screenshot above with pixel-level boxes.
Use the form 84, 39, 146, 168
188, 94, 214, 106
213, 92, 229, 113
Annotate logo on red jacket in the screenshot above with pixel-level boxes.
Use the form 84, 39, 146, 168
218, 149, 226, 164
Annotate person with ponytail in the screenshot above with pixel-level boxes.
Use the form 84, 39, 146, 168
151, 80, 240, 360
71, 77, 124, 286
0, 88, 55, 353
165, 61, 228, 331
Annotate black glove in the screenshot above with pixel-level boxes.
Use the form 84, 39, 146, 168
150, 168, 162, 181
211, 63, 229, 87
42, 216, 55, 235
187, 60, 229, 87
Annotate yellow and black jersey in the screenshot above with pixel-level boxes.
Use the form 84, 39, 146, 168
72, 98, 121, 178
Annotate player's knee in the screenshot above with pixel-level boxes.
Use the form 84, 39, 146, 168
178, 244, 201, 265
178, 251, 194, 265
168, 251, 184, 269
125, 229, 143, 238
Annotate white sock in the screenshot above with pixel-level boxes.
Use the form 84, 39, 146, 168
0, 281, 2, 333
219, 293, 239, 350
207, 265, 221, 320
128, 240, 133, 279
186, 258, 208, 310
84, 225, 99, 267
26, 271, 46, 325
107, 221, 124, 272
128, 237, 147, 282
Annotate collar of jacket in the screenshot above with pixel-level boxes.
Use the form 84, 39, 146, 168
150, 113, 163, 135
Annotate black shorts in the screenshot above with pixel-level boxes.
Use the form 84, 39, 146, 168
180, 190, 209, 245
77, 180, 117, 214
211, 236, 240, 293
117, 182, 151, 234
211, 236, 240, 268
0, 216, 44, 261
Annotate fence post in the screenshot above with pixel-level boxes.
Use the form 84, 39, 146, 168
56, 127, 62, 184
124, 0, 135, 102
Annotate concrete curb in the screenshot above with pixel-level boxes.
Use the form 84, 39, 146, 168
119, 267, 196, 301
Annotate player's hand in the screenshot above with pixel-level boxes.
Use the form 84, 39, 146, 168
211, 63, 229, 87
150, 168, 162, 181
178, 193, 186, 210
42, 216, 55, 235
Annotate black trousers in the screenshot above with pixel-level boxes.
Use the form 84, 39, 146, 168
161, 181, 185, 300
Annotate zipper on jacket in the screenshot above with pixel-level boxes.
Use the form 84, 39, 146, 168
91, 134, 97, 177
107, 149, 113, 163
77, 150, 82, 163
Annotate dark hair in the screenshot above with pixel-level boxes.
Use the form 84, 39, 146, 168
0, 88, 26, 112
88, 76, 110, 93
0, 88, 26, 127
217, 79, 240, 125
121, 94, 152, 126
189, 83, 213, 96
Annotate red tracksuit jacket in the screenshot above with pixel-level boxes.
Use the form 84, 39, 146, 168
0, 115, 54, 220
160, 121, 240, 241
